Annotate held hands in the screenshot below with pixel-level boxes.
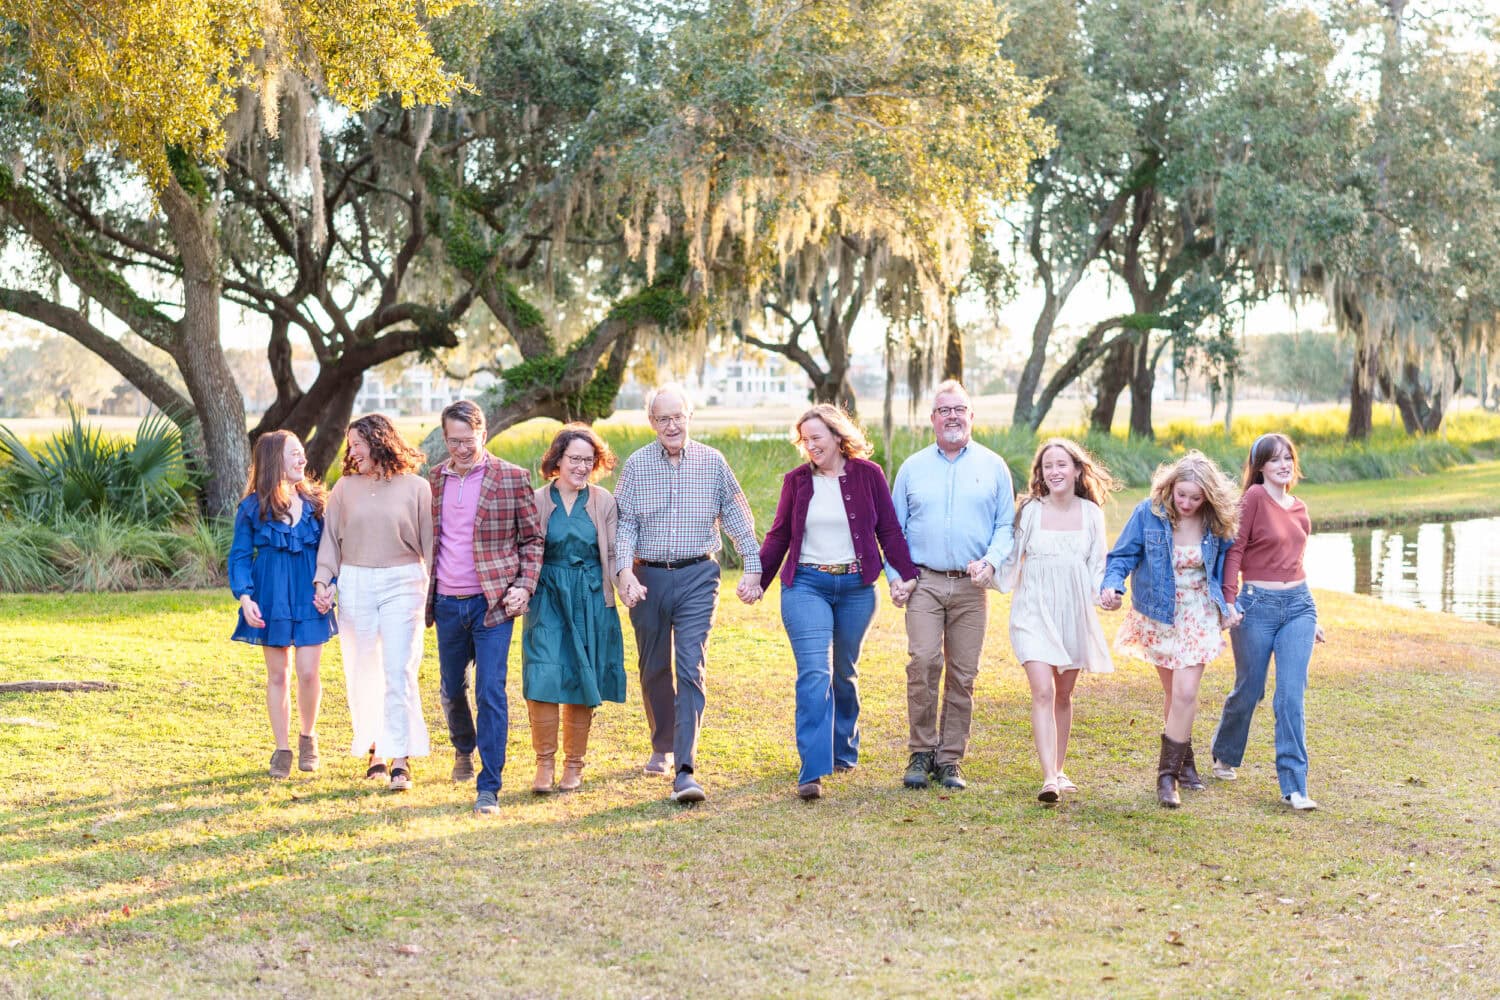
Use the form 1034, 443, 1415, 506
889, 578, 917, 608
1099, 589, 1122, 612
503, 585, 530, 618
312, 582, 335, 614
736, 572, 763, 605
239, 594, 265, 628
1225, 606, 1244, 629
965, 559, 995, 589
616, 569, 648, 608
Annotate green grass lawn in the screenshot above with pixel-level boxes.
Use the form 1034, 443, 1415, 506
2, 584, 1498, 997
1297, 460, 1500, 528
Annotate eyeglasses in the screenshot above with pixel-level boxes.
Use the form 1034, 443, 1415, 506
653, 414, 687, 427
445, 437, 479, 450
933, 405, 969, 417
561, 453, 595, 467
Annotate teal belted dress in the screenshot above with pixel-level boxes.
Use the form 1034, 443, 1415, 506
521, 484, 626, 706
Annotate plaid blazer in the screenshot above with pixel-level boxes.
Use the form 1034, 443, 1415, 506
426, 456, 544, 628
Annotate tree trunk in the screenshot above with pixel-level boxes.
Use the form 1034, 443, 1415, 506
1090, 338, 1133, 433
1346, 329, 1379, 441
302, 378, 363, 478
159, 178, 249, 516
1128, 330, 1155, 439
943, 316, 964, 385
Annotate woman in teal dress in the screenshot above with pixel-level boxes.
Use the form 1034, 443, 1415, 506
522, 423, 626, 793
229, 430, 338, 779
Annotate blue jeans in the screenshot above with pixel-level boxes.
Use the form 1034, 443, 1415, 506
781, 567, 877, 784
434, 595, 514, 794
1210, 583, 1317, 796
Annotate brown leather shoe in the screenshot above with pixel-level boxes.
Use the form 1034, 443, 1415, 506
559, 704, 594, 792
268, 749, 293, 779
451, 750, 475, 783
528, 700, 560, 794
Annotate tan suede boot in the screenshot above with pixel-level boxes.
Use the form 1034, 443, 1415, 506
559, 704, 594, 792
528, 700, 559, 794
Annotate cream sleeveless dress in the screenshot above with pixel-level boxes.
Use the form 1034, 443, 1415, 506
1000, 499, 1113, 674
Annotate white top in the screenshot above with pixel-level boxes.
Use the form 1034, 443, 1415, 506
798, 474, 857, 565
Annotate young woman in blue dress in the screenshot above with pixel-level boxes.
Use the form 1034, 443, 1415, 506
229, 430, 339, 779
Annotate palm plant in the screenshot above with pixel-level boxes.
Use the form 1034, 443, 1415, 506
0, 408, 197, 525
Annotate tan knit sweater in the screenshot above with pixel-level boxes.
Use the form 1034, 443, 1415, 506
315, 473, 434, 584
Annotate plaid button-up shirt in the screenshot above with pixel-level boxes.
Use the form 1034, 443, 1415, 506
614, 439, 762, 574
426, 454, 544, 628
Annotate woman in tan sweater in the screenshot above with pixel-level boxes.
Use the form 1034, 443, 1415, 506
315, 414, 434, 791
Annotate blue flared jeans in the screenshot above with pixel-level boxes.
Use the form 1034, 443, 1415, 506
1211, 582, 1318, 796
780, 567, 877, 784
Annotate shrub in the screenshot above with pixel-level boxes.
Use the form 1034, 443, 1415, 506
51, 512, 178, 592
0, 409, 196, 525
0, 520, 62, 592
170, 516, 233, 589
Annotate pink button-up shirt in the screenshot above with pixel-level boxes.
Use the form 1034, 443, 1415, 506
434, 455, 487, 595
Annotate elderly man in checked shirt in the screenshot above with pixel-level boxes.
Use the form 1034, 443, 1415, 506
614, 384, 763, 803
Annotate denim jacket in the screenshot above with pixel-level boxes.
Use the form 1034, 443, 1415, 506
1101, 499, 1233, 625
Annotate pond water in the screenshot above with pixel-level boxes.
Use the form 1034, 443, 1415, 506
1304, 517, 1500, 626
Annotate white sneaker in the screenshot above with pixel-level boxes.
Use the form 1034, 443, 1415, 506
1211, 759, 1236, 780
1283, 791, 1319, 811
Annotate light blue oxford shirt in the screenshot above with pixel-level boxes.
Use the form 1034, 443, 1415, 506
886, 441, 1016, 581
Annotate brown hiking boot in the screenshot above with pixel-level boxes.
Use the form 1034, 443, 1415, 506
451, 750, 475, 783
297, 733, 320, 772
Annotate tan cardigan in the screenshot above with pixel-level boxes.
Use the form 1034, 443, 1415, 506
533, 482, 618, 608
316, 473, 433, 584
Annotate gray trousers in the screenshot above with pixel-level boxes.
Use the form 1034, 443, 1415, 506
628, 558, 720, 772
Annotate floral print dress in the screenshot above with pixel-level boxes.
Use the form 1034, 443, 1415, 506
1114, 545, 1225, 671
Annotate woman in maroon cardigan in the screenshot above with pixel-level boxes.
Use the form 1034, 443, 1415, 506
759, 404, 920, 800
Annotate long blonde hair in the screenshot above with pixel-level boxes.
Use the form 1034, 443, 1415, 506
1149, 450, 1239, 540
1016, 437, 1121, 522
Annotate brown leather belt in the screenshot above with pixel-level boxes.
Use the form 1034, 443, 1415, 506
919, 565, 967, 579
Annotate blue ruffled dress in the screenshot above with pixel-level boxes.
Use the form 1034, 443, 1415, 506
228, 494, 339, 648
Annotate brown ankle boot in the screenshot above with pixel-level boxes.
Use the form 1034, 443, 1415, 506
528, 700, 559, 794
1158, 735, 1187, 809
1178, 740, 1206, 791
559, 704, 594, 792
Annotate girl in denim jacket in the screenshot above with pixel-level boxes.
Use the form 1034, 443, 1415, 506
1100, 451, 1238, 808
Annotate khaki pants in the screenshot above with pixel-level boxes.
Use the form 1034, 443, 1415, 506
905, 569, 989, 765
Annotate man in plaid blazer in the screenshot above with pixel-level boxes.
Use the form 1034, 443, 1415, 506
426, 400, 544, 815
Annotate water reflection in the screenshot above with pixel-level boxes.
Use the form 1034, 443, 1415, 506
1305, 517, 1500, 626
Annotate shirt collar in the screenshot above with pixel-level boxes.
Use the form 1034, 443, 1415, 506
441, 451, 489, 478
656, 438, 692, 461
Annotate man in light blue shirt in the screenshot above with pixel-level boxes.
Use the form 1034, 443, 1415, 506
888, 379, 1015, 791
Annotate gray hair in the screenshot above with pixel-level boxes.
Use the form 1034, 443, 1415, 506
931, 379, 970, 408
645, 383, 695, 419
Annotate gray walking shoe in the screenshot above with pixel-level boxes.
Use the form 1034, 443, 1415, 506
474, 790, 499, 815
268, 749, 293, 780
671, 770, 706, 803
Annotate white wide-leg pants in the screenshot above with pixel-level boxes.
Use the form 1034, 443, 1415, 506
335, 563, 431, 759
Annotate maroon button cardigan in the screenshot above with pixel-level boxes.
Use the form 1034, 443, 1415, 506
757, 456, 920, 588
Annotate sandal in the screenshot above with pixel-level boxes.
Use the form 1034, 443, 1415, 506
1037, 782, 1060, 803
388, 766, 412, 792
1056, 773, 1078, 794
365, 762, 389, 780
